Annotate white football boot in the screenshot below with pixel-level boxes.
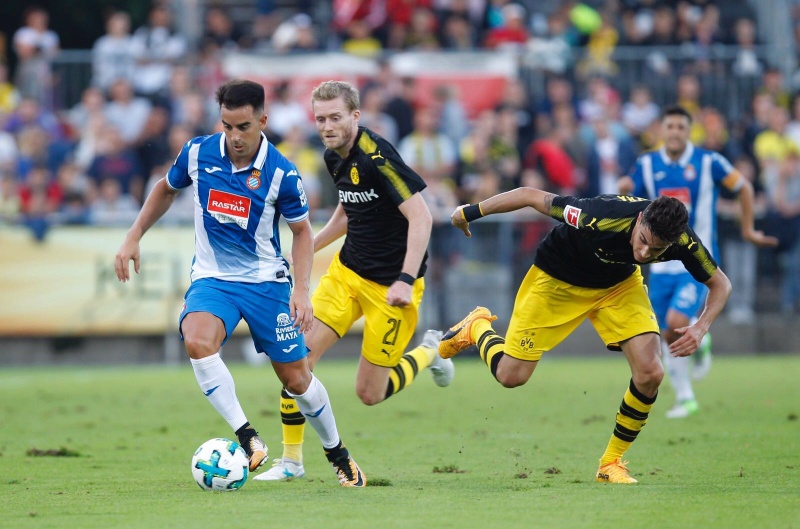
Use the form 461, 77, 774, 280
253, 458, 306, 481
421, 330, 454, 387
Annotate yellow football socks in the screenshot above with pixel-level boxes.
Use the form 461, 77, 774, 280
600, 380, 656, 465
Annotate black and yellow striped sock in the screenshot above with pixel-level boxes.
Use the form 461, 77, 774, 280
385, 345, 432, 399
473, 318, 506, 380
279, 388, 305, 462
600, 379, 657, 465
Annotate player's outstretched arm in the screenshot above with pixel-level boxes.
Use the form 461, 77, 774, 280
736, 176, 779, 248
387, 193, 432, 307
450, 187, 557, 237
114, 178, 178, 282
288, 218, 315, 334
670, 267, 732, 357
313, 203, 348, 253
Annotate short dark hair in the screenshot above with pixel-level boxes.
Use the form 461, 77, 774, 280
661, 105, 692, 124
641, 195, 689, 243
215, 79, 265, 113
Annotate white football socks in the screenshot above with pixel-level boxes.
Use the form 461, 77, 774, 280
190, 352, 248, 431
287, 374, 340, 449
661, 338, 695, 402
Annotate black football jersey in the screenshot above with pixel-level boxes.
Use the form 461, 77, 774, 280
323, 127, 428, 285
534, 194, 718, 288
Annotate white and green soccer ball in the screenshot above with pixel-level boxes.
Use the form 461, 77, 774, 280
191, 438, 248, 491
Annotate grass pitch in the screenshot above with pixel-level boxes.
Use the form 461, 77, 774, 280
1, 355, 798, 529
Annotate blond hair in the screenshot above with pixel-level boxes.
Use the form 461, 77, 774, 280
311, 80, 360, 111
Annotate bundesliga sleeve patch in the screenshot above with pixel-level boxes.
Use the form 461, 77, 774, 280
207, 189, 251, 229
564, 204, 581, 228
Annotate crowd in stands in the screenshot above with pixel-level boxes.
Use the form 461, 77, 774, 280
0, 0, 799, 318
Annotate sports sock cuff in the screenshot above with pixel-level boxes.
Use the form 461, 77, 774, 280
189, 352, 221, 367
629, 379, 657, 405
472, 318, 495, 341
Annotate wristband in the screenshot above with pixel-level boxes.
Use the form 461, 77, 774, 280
462, 203, 484, 222
397, 272, 416, 285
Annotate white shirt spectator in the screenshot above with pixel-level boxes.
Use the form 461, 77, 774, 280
92, 11, 136, 91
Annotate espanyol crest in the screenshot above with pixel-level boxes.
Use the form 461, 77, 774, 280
683, 165, 696, 181
247, 169, 261, 190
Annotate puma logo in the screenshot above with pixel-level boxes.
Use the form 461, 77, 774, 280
371, 151, 384, 161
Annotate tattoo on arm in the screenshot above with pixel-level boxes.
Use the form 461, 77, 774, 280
543, 193, 555, 213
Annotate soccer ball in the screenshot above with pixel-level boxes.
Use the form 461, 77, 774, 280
191, 438, 249, 491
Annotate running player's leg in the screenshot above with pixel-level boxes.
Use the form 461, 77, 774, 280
596, 331, 663, 484
355, 273, 446, 404
592, 269, 662, 483
180, 280, 267, 471
662, 276, 706, 418
440, 266, 580, 387
272, 357, 365, 487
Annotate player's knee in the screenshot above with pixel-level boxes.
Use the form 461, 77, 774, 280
634, 363, 664, 394
356, 388, 384, 406
495, 370, 528, 388
183, 336, 218, 359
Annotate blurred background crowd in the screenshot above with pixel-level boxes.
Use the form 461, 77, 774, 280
0, 0, 799, 324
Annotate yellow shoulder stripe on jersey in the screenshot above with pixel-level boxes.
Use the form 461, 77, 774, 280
594, 217, 635, 233
677, 232, 717, 276
358, 133, 413, 200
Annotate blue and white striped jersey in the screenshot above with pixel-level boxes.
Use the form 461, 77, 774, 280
629, 143, 742, 274
166, 132, 309, 284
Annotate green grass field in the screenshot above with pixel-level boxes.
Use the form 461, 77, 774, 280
1, 355, 798, 529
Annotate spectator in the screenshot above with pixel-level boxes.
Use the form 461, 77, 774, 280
758, 67, 792, 111
535, 75, 579, 137
12, 6, 59, 109
398, 106, 458, 190
731, 17, 763, 78
202, 6, 248, 51
4, 97, 62, 140
358, 85, 399, 145
270, 13, 320, 53
717, 156, 766, 323
621, 85, 660, 141
700, 107, 740, 162
578, 75, 621, 124
0, 127, 19, 176
521, 126, 577, 195
266, 81, 311, 143
585, 115, 637, 197
773, 153, 800, 316
341, 18, 384, 57
0, 175, 21, 223
91, 11, 136, 92
66, 86, 107, 132
483, 3, 529, 50
439, 11, 477, 50
754, 105, 796, 204
275, 124, 329, 212
493, 78, 536, 152
643, 5, 677, 76
129, 4, 188, 102
88, 177, 139, 226
402, 6, 441, 50
87, 124, 145, 202
578, 8, 619, 78
104, 78, 152, 146
19, 164, 62, 218
0, 63, 21, 114
385, 76, 417, 142
133, 105, 172, 180
433, 83, 470, 149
